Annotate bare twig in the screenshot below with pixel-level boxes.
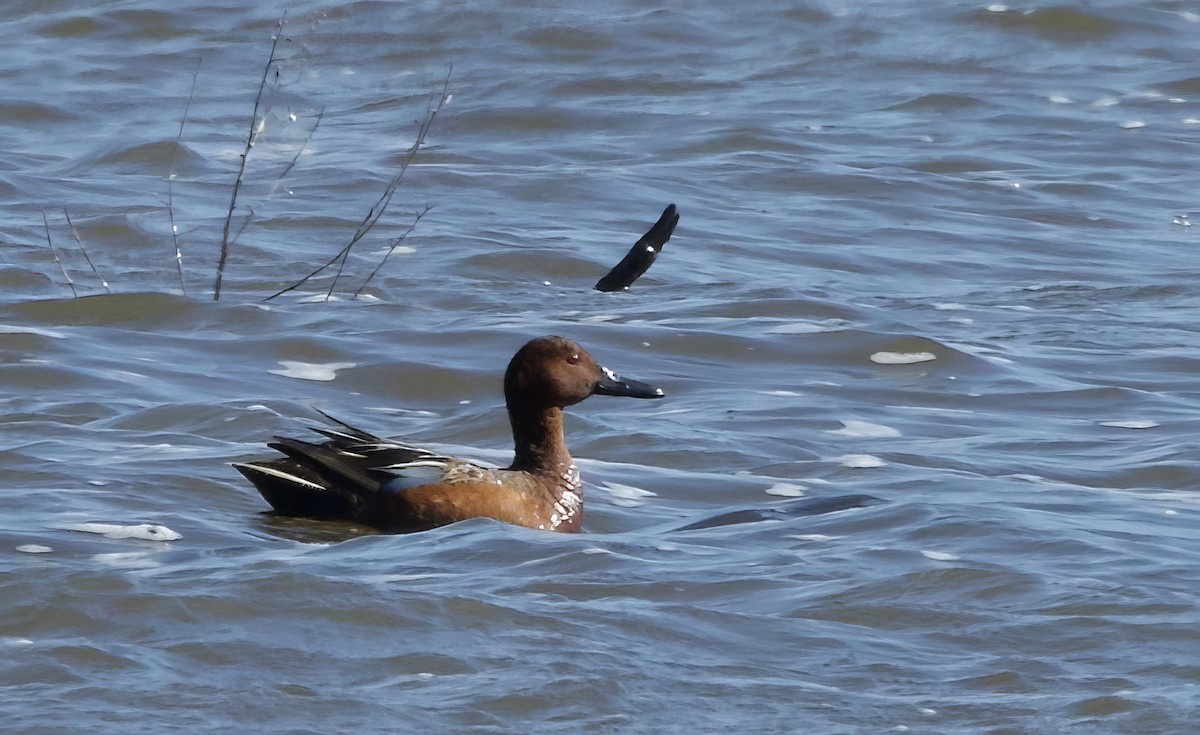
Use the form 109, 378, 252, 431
63, 208, 110, 294
322, 242, 354, 302
213, 12, 288, 301
42, 210, 77, 298
263, 66, 452, 302
353, 205, 432, 299
167, 58, 201, 297
267, 106, 325, 199
232, 206, 256, 243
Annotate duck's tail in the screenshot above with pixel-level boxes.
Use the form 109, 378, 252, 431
235, 413, 439, 521
233, 458, 356, 519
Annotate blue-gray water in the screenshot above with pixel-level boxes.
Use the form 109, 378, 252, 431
2, 2, 1198, 733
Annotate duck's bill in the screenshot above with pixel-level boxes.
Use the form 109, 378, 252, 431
594, 366, 665, 399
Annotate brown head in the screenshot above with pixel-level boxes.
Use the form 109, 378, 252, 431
503, 336, 664, 410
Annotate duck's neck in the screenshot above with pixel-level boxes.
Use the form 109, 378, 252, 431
508, 404, 572, 473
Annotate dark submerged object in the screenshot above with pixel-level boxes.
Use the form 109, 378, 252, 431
594, 203, 679, 292
234, 336, 664, 533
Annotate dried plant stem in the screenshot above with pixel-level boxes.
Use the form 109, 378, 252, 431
42, 210, 77, 298
267, 106, 325, 199
167, 58, 202, 297
263, 67, 452, 302
213, 12, 287, 301
63, 208, 110, 294
353, 205, 432, 299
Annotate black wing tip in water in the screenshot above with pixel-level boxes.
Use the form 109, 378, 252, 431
594, 203, 679, 293
671, 493, 885, 532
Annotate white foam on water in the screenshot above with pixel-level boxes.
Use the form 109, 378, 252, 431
0, 324, 68, 339
871, 351, 937, 365
366, 406, 441, 418
764, 482, 806, 497
298, 294, 342, 303
268, 361, 356, 381
766, 321, 825, 334
894, 405, 975, 415
61, 523, 181, 541
125, 443, 205, 458
829, 420, 901, 438
92, 551, 163, 569
2, 637, 35, 647
759, 390, 802, 397
1099, 420, 1159, 429
363, 573, 441, 584
368, 246, 415, 257
932, 302, 966, 310
1119, 120, 1146, 129
1006, 473, 1051, 484
16, 544, 53, 554
603, 482, 658, 508
951, 342, 1013, 365
837, 454, 886, 469
788, 534, 839, 542
582, 547, 613, 555
921, 550, 960, 562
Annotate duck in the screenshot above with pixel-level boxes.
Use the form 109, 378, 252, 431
234, 336, 664, 533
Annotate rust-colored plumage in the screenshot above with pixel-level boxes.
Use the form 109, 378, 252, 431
234, 336, 664, 533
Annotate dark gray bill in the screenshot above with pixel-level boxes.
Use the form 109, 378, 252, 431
594, 366, 665, 399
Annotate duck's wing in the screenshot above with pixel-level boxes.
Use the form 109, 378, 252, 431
233, 414, 486, 521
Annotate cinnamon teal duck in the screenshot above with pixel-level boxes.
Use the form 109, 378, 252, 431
234, 336, 664, 533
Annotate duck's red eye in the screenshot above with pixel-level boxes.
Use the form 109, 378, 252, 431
566, 353, 580, 365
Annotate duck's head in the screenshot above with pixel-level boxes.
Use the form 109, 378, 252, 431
503, 336, 664, 410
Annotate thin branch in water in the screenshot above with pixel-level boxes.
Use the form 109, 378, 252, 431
266, 106, 325, 199
263, 66, 452, 303
42, 210, 77, 299
213, 12, 287, 301
232, 206, 256, 244
353, 205, 432, 299
322, 241, 354, 302
63, 208, 110, 294
167, 57, 202, 298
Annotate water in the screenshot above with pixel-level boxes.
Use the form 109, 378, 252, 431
2, 1, 1198, 732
